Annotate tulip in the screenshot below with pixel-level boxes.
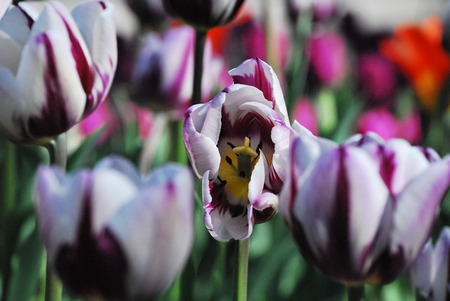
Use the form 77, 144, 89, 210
162, 0, 245, 30
0, 0, 117, 144
306, 30, 347, 87
280, 130, 450, 285
35, 156, 194, 300
292, 97, 318, 135
131, 25, 226, 116
356, 108, 422, 144
357, 53, 397, 105
410, 227, 450, 301
184, 58, 293, 241
380, 16, 450, 111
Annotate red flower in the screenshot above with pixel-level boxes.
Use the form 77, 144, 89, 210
380, 17, 450, 111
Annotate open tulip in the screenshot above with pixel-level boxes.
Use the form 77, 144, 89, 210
0, 0, 117, 144
162, 0, 245, 30
410, 227, 450, 301
280, 130, 450, 285
35, 156, 194, 300
184, 58, 293, 241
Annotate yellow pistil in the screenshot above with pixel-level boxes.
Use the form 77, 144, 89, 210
217, 137, 261, 205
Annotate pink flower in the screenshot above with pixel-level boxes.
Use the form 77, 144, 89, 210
307, 30, 347, 86
358, 53, 397, 105
292, 98, 318, 135
357, 108, 421, 144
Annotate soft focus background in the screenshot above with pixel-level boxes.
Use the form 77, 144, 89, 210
0, 0, 449, 300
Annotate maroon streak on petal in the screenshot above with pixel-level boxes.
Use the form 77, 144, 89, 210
378, 145, 397, 194
58, 12, 94, 111
55, 178, 128, 300
231, 59, 275, 109
28, 33, 73, 139
17, 6, 34, 28
324, 147, 354, 281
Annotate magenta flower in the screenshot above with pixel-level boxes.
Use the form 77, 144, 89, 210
280, 130, 450, 285
306, 30, 347, 86
357, 108, 422, 144
410, 227, 450, 301
35, 156, 194, 300
357, 53, 397, 105
0, 0, 117, 144
183, 58, 293, 241
132, 25, 225, 116
292, 97, 318, 135
162, 0, 245, 30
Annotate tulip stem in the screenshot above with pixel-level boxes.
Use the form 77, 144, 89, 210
1, 140, 16, 301
232, 239, 249, 301
348, 285, 365, 301
43, 134, 67, 301
192, 29, 207, 105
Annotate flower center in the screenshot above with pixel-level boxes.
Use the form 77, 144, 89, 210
217, 137, 262, 205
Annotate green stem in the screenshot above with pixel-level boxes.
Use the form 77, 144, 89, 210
286, 10, 312, 112
232, 239, 249, 301
192, 29, 207, 106
169, 119, 187, 164
348, 285, 365, 301
43, 134, 67, 301
1, 140, 17, 301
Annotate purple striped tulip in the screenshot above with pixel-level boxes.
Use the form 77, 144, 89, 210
410, 227, 450, 301
0, 0, 117, 144
183, 58, 293, 241
162, 0, 245, 30
132, 25, 225, 115
280, 130, 450, 285
35, 156, 194, 300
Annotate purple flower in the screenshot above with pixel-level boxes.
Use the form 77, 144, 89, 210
280, 130, 450, 285
183, 58, 293, 241
410, 227, 450, 301
132, 25, 225, 116
0, 0, 117, 144
162, 0, 245, 30
35, 156, 194, 300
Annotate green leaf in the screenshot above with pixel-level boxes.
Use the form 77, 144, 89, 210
6, 217, 44, 301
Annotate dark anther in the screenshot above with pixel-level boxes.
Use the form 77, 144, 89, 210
225, 156, 233, 166
227, 142, 236, 149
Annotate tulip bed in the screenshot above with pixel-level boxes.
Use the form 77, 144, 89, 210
0, 0, 449, 301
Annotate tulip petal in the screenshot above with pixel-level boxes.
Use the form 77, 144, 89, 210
430, 227, 450, 301
35, 167, 88, 261
202, 171, 253, 241
294, 146, 389, 280
72, 0, 117, 115
390, 157, 450, 271
222, 84, 272, 126
91, 165, 138, 234
229, 58, 289, 124
183, 102, 222, 179
109, 164, 194, 299
410, 241, 434, 298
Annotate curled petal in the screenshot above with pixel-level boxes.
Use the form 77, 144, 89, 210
229, 58, 289, 124
202, 171, 253, 241
183, 102, 222, 179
